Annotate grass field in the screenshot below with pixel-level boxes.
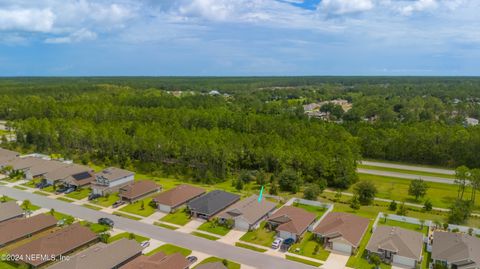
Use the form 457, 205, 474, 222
235, 242, 267, 252
285, 255, 322, 267
293, 202, 328, 217
160, 209, 191, 226
108, 232, 148, 243
155, 222, 179, 230
65, 188, 91, 200
197, 221, 231, 236
90, 193, 119, 207
358, 164, 455, 179
80, 221, 110, 233
191, 231, 220, 240
146, 244, 192, 257
194, 257, 241, 269
119, 197, 156, 217
289, 232, 330, 261
353, 173, 480, 212
379, 218, 428, 235
240, 222, 276, 247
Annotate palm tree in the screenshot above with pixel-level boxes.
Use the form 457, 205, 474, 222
21, 199, 31, 210
469, 169, 480, 204
455, 166, 470, 200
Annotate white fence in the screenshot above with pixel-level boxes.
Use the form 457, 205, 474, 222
373, 212, 432, 231
289, 198, 334, 231
445, 223, 480, 235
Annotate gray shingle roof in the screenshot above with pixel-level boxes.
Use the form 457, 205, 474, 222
366, 226, 424, 260
218, 195, 276, 225
0, 201, 23, 223
432, 231, 480, 267
187, 190, 240, 216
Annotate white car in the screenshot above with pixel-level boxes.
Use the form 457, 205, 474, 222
271, 238, 283, 249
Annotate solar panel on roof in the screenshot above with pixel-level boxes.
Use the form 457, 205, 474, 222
72, 172, 91, 181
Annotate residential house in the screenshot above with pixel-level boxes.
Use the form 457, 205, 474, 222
91, 167, 135, 196
0, 214, 57, 247
44, 163, 94, 186
0, 147, 19, 168
187, 190, 240, 220
2, 157, 67, 180
266, 205, 316, 242
431, 231, 480, 269
118, 180, 161, 203
366, 226, 424, 268
218, 195, 277, 231
313, 212, 370, 254
153, 184, 205, 213
120, 252, 189, 269
48, 239, 142, 269
0, 201, 23, 223
9, 222, 98, 268
195, 262, 228, 269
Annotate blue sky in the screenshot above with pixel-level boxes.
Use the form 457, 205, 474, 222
0, 0, 479, 76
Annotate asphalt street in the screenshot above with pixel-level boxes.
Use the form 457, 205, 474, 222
0, 186, 315, 269
360, 161, 455, 175
357, 168, 455, 185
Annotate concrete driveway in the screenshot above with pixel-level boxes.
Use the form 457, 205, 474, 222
321, 251, 350, 269
218, 229, 246, 244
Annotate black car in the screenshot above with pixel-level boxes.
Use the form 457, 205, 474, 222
280, 238, 295, 251
36, 181, 50, 189
187, 256, 198, 265
98, 217, 114, 227
88, 193, 101, 201
112, 200, 126, 208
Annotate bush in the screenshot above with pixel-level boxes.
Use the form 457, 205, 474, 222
389, 200, 397, 211
353, 181, 377, 205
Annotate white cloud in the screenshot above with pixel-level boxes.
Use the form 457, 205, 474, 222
45, 28, 97, 44
0, 8, 54, 32
319, 0, 374, 15
398, 0, 438, 15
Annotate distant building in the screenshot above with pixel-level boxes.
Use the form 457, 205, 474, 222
209, 90, 221, 95
0, 147, 19, 167
44, 163, 94, 186
0, 201, 23, 223
465, 117, 479, 126
91, 167, 135, 196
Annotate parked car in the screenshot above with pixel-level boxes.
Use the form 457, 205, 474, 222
187, 256, 198, 265
140, 241, 150, 248
280, 238, 295, 251
64, 187, 76, 194
36, 182, 51, 189
98, 217, 114, 227
88, 193, 101, 201
271, 238, 283, 249
112, 200, 126, 208
55, 186, 69, 194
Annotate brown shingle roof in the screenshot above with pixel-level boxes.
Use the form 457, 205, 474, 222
44, 163, 93, 182
0, 201, 23, 223
0, 148, 19, 165
313, 212, 370, 247
9, 222, 97, 267
120, 252, 189, 269
366, 226, 423, 260
95, 167, 134, 182
119, 180, 160, 200
48, 239, 142, 269
268, 206, 316, 235
0, 214, 57, 246
218, 195, 277, 226
153, 184, 205, 208
432, 231, 480, 267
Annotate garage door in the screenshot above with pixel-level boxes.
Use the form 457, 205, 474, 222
332, 242, 352, 254
393, 255, 415, 268
235, 220, 250, 231
158, 204, 171, 213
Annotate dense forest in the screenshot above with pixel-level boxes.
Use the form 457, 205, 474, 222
1, 77, 480, 189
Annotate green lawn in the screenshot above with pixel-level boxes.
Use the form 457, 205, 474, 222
197, 221, 231, 236
90, 193, 119, 207
56, 197, 75, 203
0, 196, 15, 202
65, 188, 91, 200
46, 211, 75, 224
240, 222, 276, 247
82, 204, 103, 211
113, 211, 142, 220
33, 191, 50, 196
119, 197, 156, 217
354, 173, 480, 212
0, 261, 19, 269
41, 185, 56, 193
358, 164, 455, 179
80, 221, 111, 233
108, 232, 148, 243
160, 209, 192, 226
289, 232, 330, 261
293, 202, 327, 217
13, 186, 27, 190
194, 257, 240, 269
346, 221, 391, 269
235, 242, 267, 252
155, 222, 179, 230
285, 255, 322, 267
421, 245, 431, 269
146, 244, 192, 257
379, 218, 428, 235
191, 231, 220, 241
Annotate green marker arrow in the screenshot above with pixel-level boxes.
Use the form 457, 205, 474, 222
258, 185, 264, 203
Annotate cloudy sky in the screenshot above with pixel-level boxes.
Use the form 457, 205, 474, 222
0, 0, 479, 76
